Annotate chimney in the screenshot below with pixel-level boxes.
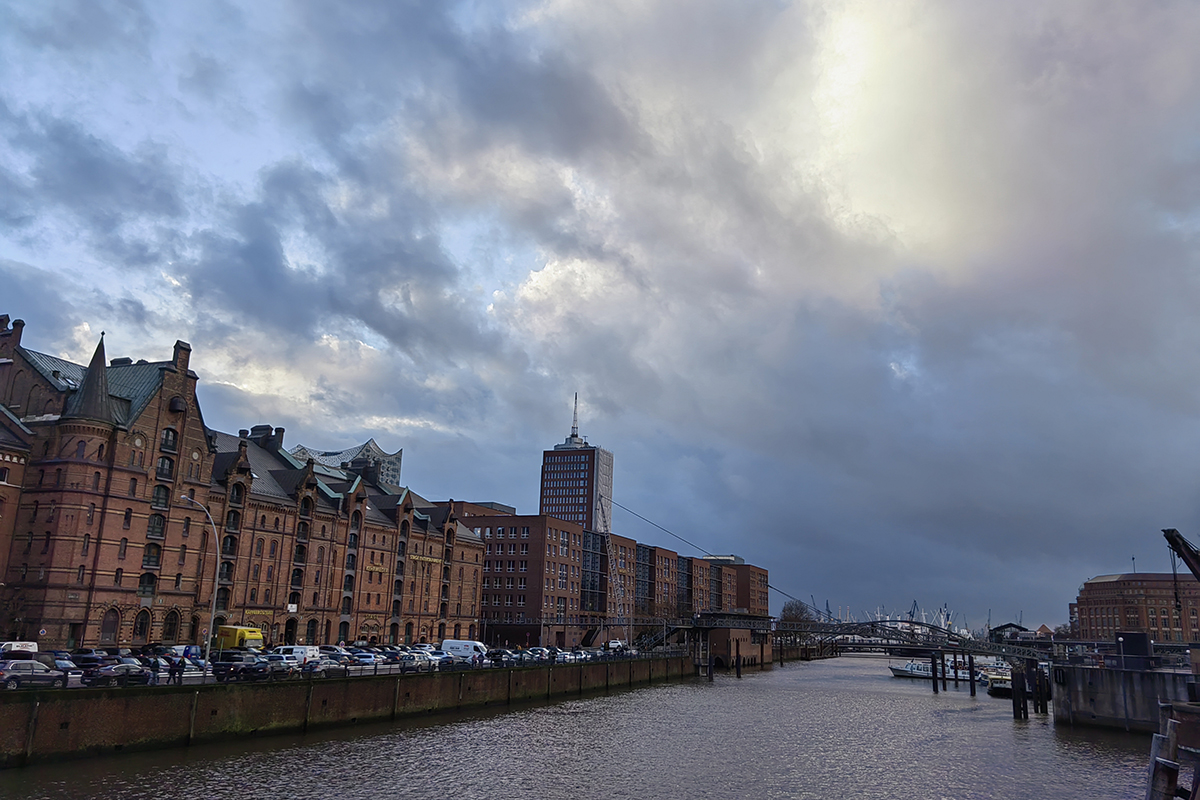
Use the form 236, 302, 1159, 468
271, 427, 285, 451
238, 429, 250, 439
173, 340, 191, 372
10, 319, 24, 347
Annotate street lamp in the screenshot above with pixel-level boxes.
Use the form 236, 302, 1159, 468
1118, 636, 1125, 670
181, 495, 220, 684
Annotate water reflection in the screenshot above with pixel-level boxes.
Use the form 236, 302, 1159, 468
0, 657, 1149, 800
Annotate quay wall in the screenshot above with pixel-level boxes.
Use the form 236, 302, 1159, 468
0, 657, 689, 768
1052, 664, 1190, 732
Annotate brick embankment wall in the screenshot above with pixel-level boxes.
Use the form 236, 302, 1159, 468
0, 657, 690, 768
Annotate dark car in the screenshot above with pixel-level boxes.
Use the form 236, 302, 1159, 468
211, 652, 270, 683
0, 660, 67, 690
80, 662, 153, 687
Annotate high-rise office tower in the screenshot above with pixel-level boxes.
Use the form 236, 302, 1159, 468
539, 394, 613, 532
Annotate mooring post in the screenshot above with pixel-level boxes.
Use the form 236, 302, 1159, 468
968, 654, 976, 697
707, 651, 714, 682
931, 653, 939, 694
940, 652, 948, 691
736, 639, 742, 679
1011, 665, 1022, 719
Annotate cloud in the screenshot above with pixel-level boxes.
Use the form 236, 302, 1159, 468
5, 1, 1200, 625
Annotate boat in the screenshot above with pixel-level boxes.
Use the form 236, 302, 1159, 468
888, 659, 978, 682
985, 674, 1013, 697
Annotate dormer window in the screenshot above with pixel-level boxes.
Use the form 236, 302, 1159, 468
229, 483, 244, 506
299, 497, 313, 518
160, 428, 178, 453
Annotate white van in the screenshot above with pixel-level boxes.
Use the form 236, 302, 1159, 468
440, 639, 488, 663
0, 642, 38, 654
272, 645, 321, 664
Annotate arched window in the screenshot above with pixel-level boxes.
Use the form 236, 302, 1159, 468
288, 591, 300, 606
151, 485, 170, 509
147, 513, 166, 538
297, 522, 309, 542
156, 456, 173, 480
316, 546, 324, 565
92, 471, 100, 490
98, 444, 104, 460
76, 565, 85, 583
348, 532, 358, 549
290, 568, 304, 588
299, 497, 312, 518
345, 553, 356, 571
260, 515, 266, 528
397, 540, 406, 556
114, 568, 123, 586
343, 575, 354, 592
252, 564, 260, 580
229, 483, 244, 505
118, 537, 128, 559
177, 544, 187, 565
225, 510, 240, 531
306, 619, 317, 643
267, 565, 273, 580
264, 588, 271, 603
100, 608, 120, 643
350, 511, 362, 532
216, 587, 230, 611
87, 503, 95, 524
341, 597, 352, 614
163, 610, 180, 642
221, 535, 238, 556
293, 544, 306, 564
173, 573, 181, 590
250, 588, 258, 602
76, 440, 86, 458
255, 538, 264, 556
160, 428, 178, 451
274, 517, 280, 530
142, 543, 162, 568
132, 609, 151, 643
338, 621, 349, 642
269, 540, 277, 557
137, 572, 156, 596
82, 533, 91, 556
122, 508, 132, 529
218, 561, 234, 581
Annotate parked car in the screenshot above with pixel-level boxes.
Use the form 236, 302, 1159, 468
487, 649, 517, 667
81, 662, 153, 687
398, 652, 432, 673
256, 654, 298, 680
425, 650, 455, 669
0, 660, 67, 690
211, 651, 270, 682
302, 658, 349, 679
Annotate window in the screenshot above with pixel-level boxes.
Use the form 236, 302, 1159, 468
128, 478, 138, 496
316, 546, 324, 564
269, 540, 277, 557
160, 428, 178, 451
87, 503, 96, 524
266, 565, 273, 580
147, 514, 166, 539
229, 483, 244, 505
225, 510, 240, 531
221, 535, 238, 556
255, 538, 264, 556
341, 597, 352, 614
92, 471, 100, 490
114, 568, 123, 586
291, 568, 304, 588
82, 533, 91, 556
151, 485, 170, 508
252, 564, 260, 580
345, 553, 356, 571
300, 497, 312, 518
143, 543, 162, 568
178, 544, 187, 565
118, 537, 128, 560
77, 565, 85, 583
182, 517, 190, 537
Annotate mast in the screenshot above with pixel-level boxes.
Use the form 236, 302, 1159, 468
571, 392, 579, 438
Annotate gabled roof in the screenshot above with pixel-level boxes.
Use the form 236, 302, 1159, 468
0, 403, 32, 451
20, 344, 174, 429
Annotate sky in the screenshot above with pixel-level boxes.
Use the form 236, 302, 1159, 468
4, 0, 1200, 630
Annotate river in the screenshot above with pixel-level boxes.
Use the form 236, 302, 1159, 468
0, 656, 1152, 799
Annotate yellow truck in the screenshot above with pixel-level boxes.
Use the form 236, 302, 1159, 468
214, 625, 265, 650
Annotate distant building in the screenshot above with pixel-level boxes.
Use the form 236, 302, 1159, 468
290, 439, 403, 488
1074, 573, 1200, 642
539, 395, 613, 532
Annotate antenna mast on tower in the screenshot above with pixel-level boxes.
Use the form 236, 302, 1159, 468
571, 392, 579, 438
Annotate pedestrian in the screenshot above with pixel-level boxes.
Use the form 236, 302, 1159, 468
170, 657, 183, 685
147, 661, 159, 686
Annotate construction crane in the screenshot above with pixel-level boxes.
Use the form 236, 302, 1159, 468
1163, 528, 1200, 582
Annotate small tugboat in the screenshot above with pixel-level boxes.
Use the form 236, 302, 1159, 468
985, 673, 1013, 697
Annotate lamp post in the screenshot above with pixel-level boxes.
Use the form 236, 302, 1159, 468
1118, 636, 1125, 670
181, 495, 220, 685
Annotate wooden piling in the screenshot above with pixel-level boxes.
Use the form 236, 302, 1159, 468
931, 653, 939, 694
940, 652, 948, 691
735, 639, 742, 679
953, 653, 959, 687
968, 654, 976, 697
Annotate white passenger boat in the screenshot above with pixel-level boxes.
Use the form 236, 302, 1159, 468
888, 659, 978, 682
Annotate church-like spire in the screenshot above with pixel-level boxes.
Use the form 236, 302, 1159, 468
69, 333, 117, 424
